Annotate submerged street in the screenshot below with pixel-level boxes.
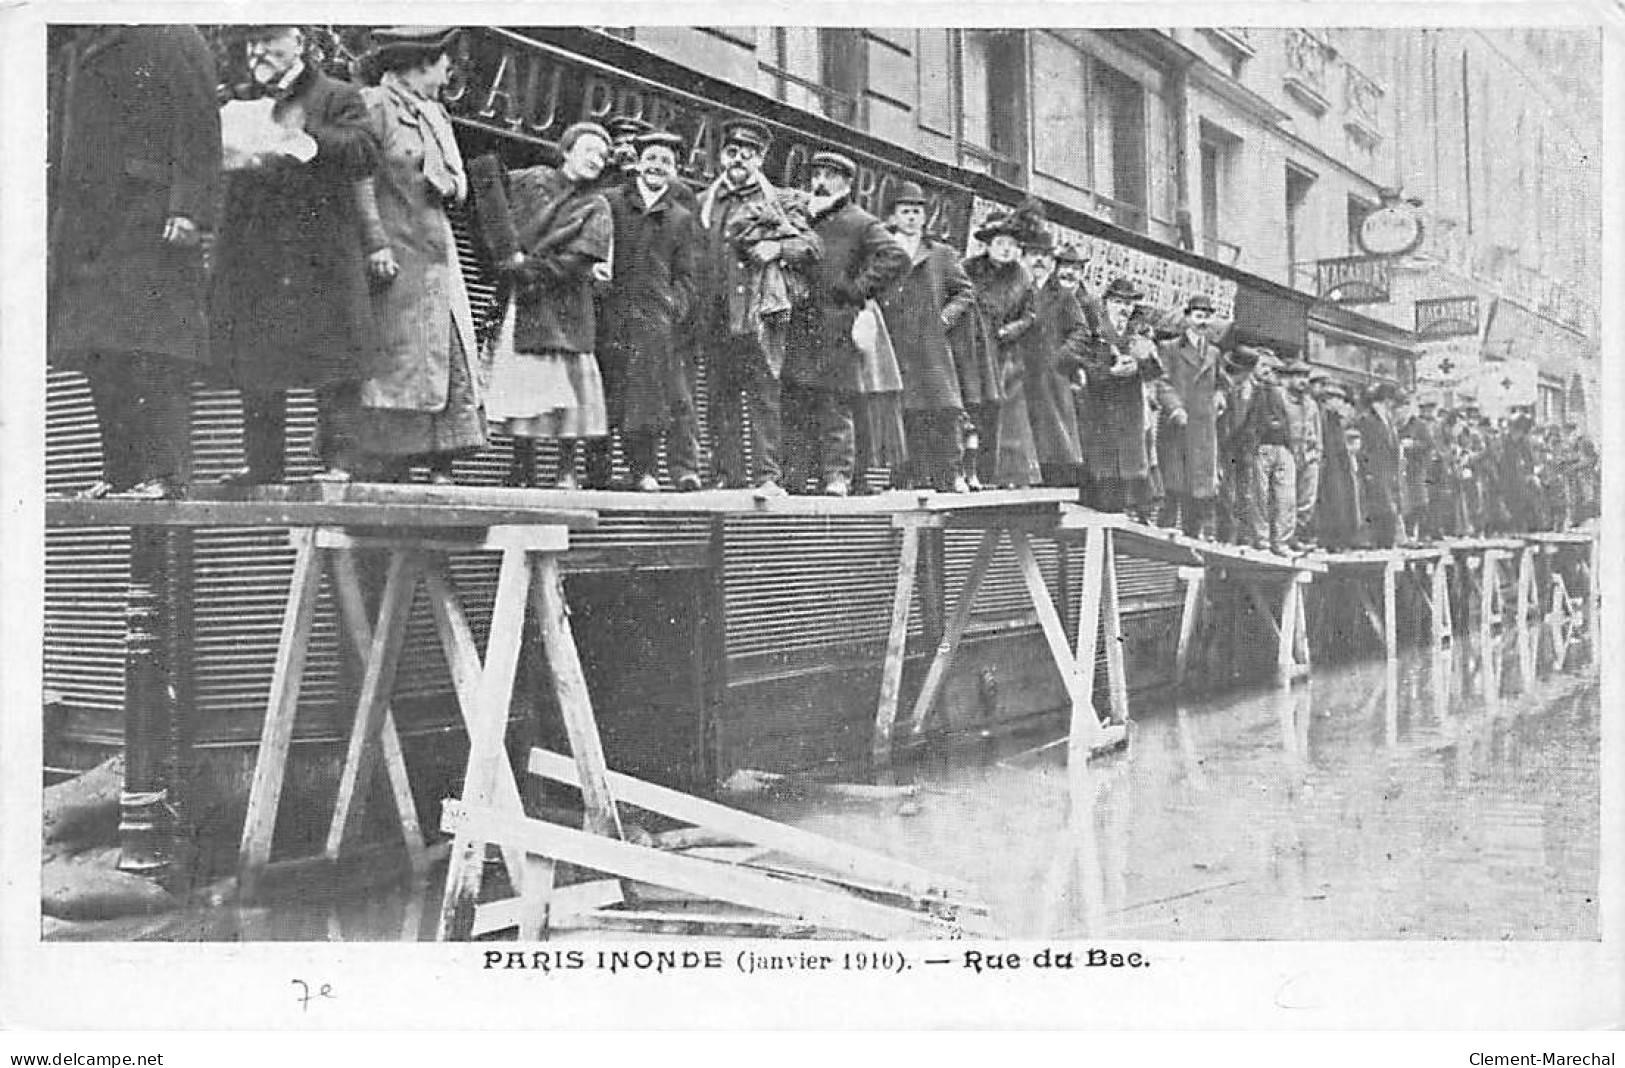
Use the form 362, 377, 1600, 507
47, 619, 1598, 943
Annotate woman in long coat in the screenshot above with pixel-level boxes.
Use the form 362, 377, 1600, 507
876, 183, 976, 492
346, 28, 483, 484
961, 211, 1038, 488
1021, 240, 1087, 486
1078, 277, 1162, 515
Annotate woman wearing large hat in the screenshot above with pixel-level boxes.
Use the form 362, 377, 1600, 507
340, 27, 484, 483
956, 202, 1040, 487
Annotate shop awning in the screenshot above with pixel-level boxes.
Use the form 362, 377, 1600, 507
1229, 283, 1310, 356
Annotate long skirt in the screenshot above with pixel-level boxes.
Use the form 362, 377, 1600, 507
485, 297, 607, 440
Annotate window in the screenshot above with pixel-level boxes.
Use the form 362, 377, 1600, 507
1347, 194, 1376, 254
1198, 120, 1241, 263
1090, 60, 1147, 232
1031, 33, 1090, 189
1285, 164, 1316, 290
959, 30, 1026, 184
916, 28, 954, 133
759, 28, 865, 126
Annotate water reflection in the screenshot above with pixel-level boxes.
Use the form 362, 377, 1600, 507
51, 622, 1597, 944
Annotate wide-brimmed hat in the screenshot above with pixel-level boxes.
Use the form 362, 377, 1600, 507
884, 181, 927, 215
1021, 227, 1056, 253
974, 210, 1022, 243
810, 151, 858, 180
360, 26, 460, 82
721, 119, 772, 153
1103, 276, 1145, 303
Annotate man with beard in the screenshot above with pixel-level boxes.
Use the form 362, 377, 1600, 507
596, 129, 702, 492
1020, 236, 1086, 488
696, 119, 822, 497
784, 152, 908, 497
49, 25, 220, 499
212, 25, 380, 485
1155, 295, 1224, 538
1078, 276, 1162, 515
877, 182, 976, 492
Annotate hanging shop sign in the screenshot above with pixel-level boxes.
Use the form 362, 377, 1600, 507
1356, 199, 1425, 257
1315, 254, 1391, 305
1414, 295, 1481, 339
445, 27, 974, 241
965, 195, 1237, 320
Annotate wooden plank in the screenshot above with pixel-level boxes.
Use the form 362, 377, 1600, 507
236, 529, 324, 897
1516, 546, 1535, 627
1100, 532, 1129, 723
441, 802, 960, 940
1173, 569, 1205, 687
527, 748, 980, 903
1276, 576, 1298, 680
872, 525, 921, 773
1243, 580, 1284, 643
1074, 524, 1106, 705
328, 550, 427, 873
1430, 556, 1453, 645
325, 550, 423, 860
436, 547, 535, 941
905, 528, 1000, 735
1382, 560, 1398, 660
1589, 537, 1601, 636
1351, 580, 1385, 644
1010, 528, 1089, 723
47, 497, 597, 530
1481, 550, 1503, 629
314, 526, 569, 554
530, 553, 625, 842
1291, 576, 1311, 674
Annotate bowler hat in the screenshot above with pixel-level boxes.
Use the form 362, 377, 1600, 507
810, 151, 858, 179
885, 181, 927, 215
1231, 344, 1272, 370
634, 130, 686, 156
1021, 227, 1056, 253
1279, 360, 1312, 377
1185, 293, 1216, 314
1103, 276, 1145, 303
606, 116, 654, 142
1054, 244, 1087, 266
721, 119, 772, 153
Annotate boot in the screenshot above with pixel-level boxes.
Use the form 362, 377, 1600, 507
555, 440, 580, 490
963, 448, 983, 492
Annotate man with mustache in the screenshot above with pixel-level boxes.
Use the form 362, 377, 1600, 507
785, 152, 909, 496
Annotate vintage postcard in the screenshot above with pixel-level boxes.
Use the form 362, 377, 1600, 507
1, 0, 1620, 1042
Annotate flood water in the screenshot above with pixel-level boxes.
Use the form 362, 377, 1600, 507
50, 618, 1599, 943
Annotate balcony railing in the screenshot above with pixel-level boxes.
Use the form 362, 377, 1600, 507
1201, 234, 1242, 265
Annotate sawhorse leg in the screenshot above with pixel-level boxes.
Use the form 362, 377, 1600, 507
905, 529, 1000, 738
1430, 553, 1454, 645
1010, 528, 1112, 753
873, 523, 922, 773
1516, 545, 1535, 628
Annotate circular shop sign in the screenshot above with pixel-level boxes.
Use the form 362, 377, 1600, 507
1358, 203, 1425, 257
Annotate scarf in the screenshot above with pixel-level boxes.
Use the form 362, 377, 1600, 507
382, 72, 466, 202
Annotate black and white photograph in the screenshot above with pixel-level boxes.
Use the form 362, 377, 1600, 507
2, 1, 1621, 1040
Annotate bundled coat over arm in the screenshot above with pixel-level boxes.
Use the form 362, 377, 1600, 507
211, 64, 381, 390
1077, 317, 1161, 483
503, 165, 614, 355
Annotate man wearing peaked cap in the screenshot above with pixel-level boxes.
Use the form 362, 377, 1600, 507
878, 178, 977, 491
721, 118, 773, 154
782, 146, 908, 496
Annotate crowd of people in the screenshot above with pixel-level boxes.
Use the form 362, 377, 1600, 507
47, 25, 1600, 554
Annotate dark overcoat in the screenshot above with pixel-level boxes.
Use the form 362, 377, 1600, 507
48, 26, 221, 368
1155, 333, 1223, 498
1316, 408, 1364, 547
599, 184, 700, 431
875, 235, 974, 411
1022, 279, 1088, 466
1357, 408, 1402, 521
211, 65, 380, 389
505, 166, 613, 355
1078, 319, 1159, 482
786, 197, 908, 392
956, 255, 1035, 408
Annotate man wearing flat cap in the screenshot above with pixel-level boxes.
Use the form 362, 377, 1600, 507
49, 24, 221, 500
212, 25, 381, 485
1217, 343, 1264, 543
877, 181, 977, 491
784, 151, 908, 496
695, 118, 822, 496
596, 129, 703, 491
1155, 293, 1224, 538
1279, 360, 1322, 550
1233, 350, 1297, 555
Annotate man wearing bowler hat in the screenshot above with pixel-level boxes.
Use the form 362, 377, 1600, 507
596, 129, 702, 491
785, 150, 908, 496
1155, 293, 1224, 538
695, 118, 822, 496
877, 181, 977, 491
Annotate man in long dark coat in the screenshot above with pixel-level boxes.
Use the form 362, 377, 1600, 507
1314, 382, 1364, 550
1079, 276, 1162, 515
48, 25, 221, 499
1022, 241, 1087, 488
211, 25, 380, 484
877, 182, 975, 492
1155, 295, 1223, 537
1355, 382, 1403, 548
1400, 398, 1443, 541
784, 152, 908, 497
695, 119, 821, 496
597, 130, 701, 491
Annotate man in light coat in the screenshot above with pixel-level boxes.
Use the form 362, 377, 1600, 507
1279, 360, 1322, 550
